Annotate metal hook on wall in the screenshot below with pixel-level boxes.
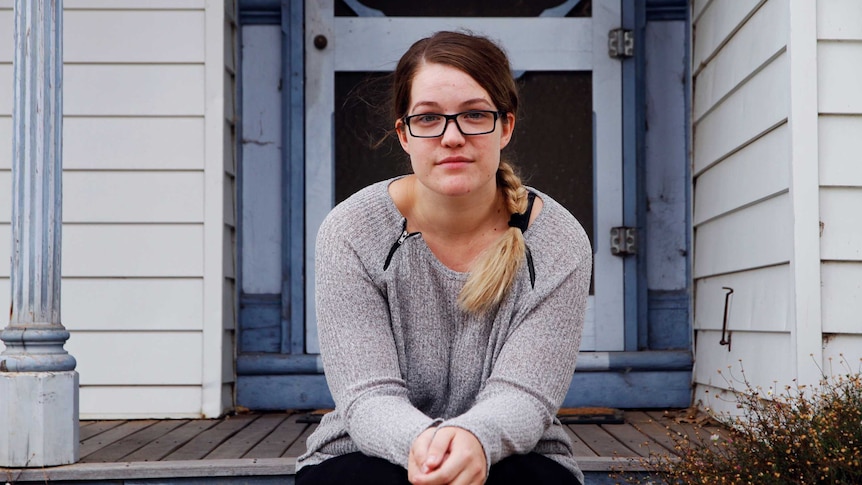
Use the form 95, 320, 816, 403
720, 287, 733, 351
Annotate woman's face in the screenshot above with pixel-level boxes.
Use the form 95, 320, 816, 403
396, 62, 514, 199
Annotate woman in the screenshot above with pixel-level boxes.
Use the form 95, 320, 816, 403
297, 31, 592, 485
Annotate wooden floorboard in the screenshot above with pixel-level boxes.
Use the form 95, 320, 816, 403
164, 414, 259, 461
563, 425, 599, 457
207, 413, 289, 460
246, 413, 311, 459
625, 411, 679, 455
82, 420, 189, 463
122, 419, 221, 462
80, 420, 158, 458
78, 420, 125, 441
646, 410, 734, 454
571, 424, 637, 457
645, 410, 713, 448
600, 423, 654, 458
77, 412, 686, 462
281, 419, 315, 458
2, 411, 701, 482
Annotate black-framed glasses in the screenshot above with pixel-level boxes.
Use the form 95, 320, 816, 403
402, 110, 505, 138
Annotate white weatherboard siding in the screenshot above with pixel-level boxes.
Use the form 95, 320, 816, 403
692, 0, 787, 124
692, 0, 795, 416
0, 5, 8, 331
64, 118, 206, 170
819, 116, 862, 185
0, 1, 236, 418
818, 0, 862, 370
817, 0, 862, 359
821, 262, 862, 335
694, 0, 862, 416
691, 0, 764, 70
820, 188, 862, 261
692, 124, 789, 226
694, 264, 791, 333
0, 66, 8, 114
823, 335, 862, 371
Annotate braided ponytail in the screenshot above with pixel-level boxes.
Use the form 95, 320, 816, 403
391, 32, 524, 313
458, 161, 529, 314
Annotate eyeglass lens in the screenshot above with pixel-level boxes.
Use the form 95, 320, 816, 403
407, 111, 499, 137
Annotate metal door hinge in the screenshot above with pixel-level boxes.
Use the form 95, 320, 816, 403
608, 29, 634, 59
610, 226, 637, 256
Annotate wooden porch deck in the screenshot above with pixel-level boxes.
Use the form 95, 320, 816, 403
2, 410, 720, 484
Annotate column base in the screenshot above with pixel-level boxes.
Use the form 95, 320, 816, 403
0, 371, 79, 467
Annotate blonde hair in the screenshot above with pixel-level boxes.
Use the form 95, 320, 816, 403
391, 32, 525, 314
458, 161, 530, 314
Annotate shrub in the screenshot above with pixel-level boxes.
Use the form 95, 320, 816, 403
626, 358, 862, 485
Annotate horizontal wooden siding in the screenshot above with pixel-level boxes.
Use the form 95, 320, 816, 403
0, 0, 233, 418
816, 0, 862, 359
691, 0, 795, 414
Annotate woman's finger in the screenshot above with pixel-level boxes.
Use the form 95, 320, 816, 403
410, 426, 438, 468
422, 427, 456, 472
417, 428, 486, 484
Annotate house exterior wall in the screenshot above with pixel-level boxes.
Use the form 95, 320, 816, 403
816, 0, 862, 370
692, 0, 795, 409
692, 0, 860, 414
0, 0, 237, 419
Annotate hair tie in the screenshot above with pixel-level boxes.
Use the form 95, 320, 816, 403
507, 212, 529, 233
505, 213, 536, 287
507, 191, 537, 233
506, 191, 537, 288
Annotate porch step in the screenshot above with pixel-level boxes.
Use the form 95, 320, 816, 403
0, 411, 708, 484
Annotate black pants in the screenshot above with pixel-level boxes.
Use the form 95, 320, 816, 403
296, 451, 582, 485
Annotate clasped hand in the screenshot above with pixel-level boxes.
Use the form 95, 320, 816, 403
408, 426, 487, 485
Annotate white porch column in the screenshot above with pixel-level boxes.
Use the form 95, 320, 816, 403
0, 0, 79, 467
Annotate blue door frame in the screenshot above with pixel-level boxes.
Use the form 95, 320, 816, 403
235, 0, 693, 411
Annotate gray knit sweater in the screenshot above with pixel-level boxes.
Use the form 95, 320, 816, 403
297, 178, 592, 483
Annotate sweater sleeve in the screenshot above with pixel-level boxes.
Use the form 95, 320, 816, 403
315, 212, 437, 468
438, 225, 592, 468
